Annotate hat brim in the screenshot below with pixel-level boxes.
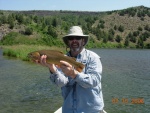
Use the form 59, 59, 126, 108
63, 35, 89, 47
64, 34, 89, 37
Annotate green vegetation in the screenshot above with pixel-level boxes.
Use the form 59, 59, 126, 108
2, 45, 65, 61
0, 6, 150, 60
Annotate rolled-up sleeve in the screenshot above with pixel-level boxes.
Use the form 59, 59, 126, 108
50, 69, 69, 87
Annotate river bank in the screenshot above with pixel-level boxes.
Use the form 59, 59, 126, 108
1, 44, 149, 62
1, 45, 66, 61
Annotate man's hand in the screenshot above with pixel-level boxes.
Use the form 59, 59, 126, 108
37, 55, 57, 73
60, 61, 78, 79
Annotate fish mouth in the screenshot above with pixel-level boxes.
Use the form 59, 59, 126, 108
27, 54, 31, 58
27, 54, 34, 60
27, 54, 37, 62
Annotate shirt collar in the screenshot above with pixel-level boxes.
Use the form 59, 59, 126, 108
67, 48, 86, 58
77, 48, 85, 58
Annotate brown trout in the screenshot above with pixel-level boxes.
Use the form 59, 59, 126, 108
27, 50, 84, 72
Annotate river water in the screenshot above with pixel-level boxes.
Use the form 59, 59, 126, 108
0, 49, 150, 113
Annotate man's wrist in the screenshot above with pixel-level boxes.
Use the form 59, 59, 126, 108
71, 70, 79, 79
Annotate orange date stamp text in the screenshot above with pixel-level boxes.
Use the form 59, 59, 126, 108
112, 98, 144, 104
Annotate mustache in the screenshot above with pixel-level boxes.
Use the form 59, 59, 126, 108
71, 42, 79, 46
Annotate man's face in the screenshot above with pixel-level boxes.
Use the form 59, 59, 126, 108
67, 36, 85, 52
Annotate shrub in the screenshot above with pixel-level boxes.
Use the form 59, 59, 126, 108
115, 35, 122, 43
1, 32, 18, 45
138, 26, 143, 31
25, 27, 33, 35
118, 25, 124, 32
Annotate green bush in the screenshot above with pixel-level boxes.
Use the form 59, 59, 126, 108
25, 27, 33, 35
1, 32, 18, 45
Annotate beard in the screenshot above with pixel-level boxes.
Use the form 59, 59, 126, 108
70, 42, 82, 52
70, 47, 80, 52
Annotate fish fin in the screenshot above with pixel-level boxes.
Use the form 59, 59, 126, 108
76, 63, 85, 72
39, 50, 64, 55
53, 50, 64, 54
64, 55, 76, 61
71, 57, 76, 61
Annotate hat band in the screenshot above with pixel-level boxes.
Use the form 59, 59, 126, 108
67, 37, 82, 40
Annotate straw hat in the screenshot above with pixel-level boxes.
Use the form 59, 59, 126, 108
63, 26, 89, 46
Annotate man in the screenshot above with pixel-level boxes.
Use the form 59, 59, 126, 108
40, 26, 106, 113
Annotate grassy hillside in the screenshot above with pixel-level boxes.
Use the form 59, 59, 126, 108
0, 5, 150, 49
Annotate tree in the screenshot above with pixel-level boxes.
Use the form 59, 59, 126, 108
140, 32, 150, 41
24, 17, 32, 25
118, 25, 124, 32
99, 23, 105, 29
9, 21, 14, 29
124, 36, 129, 47
127, 32, 136, 43
130, 36, 136, 43
137, 38, 144, 48
144, 24, 150, 31
108, 34, 114, 42
47, 25, 57, 38
118, 10, 125, 16
8, 14, 14, 24
94, 29, 103, 41
8, 14, 15, 29
133, 31, 139, 37
146, 43, 150, 49
0, 20, 2, 26
103, 35, 108, 43
25, 27, 33, 35
101, 32, 108, 43
114, 25, 117, 30
1, 15, 7, 24
109, 28, 115, 35
52, 18, 57, 27
115, 35, 122, 43
16, 14, 24, 24
148, 11, 150, 17
138, 26, 143, 31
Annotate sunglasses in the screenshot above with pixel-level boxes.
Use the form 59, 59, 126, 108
67, 36, 82, 40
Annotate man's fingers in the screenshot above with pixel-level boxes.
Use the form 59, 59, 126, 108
56, 65, 60, 68
60, 60, 72, 67
40, 55, 47, 66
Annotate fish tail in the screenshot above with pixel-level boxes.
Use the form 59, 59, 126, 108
76, 63, 85, 72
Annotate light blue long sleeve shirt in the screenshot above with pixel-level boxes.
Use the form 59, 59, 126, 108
50, 48, 104, 113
